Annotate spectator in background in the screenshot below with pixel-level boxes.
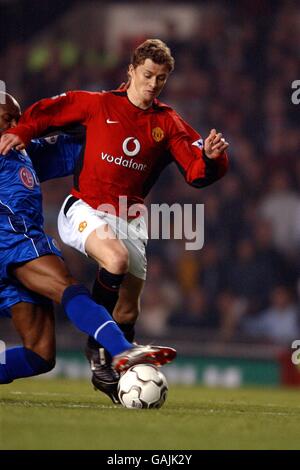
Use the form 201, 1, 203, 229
219, 174, 246, 254
259, 171, 300, 256
216, 290, 248, 341
226, 238, 265, 313
253, 218, 297, 290
242, 286, 300, 345
169, 286, 215, 329
139, 257, 179, 336
197, 241, 226, 311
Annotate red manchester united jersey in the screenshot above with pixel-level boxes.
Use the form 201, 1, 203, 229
8, 90, 228, 213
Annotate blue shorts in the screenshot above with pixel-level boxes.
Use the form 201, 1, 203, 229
0, 212, 62, 317
0, 279, 52, 318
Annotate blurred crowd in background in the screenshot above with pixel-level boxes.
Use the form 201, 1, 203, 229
1, 0, 299, 346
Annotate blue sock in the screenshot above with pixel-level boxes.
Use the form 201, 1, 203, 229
0, 347, 53, 384
62, 284, 132, 356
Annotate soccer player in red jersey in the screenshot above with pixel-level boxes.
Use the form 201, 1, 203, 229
0, 91, 176, 398
0, 39, 229, 402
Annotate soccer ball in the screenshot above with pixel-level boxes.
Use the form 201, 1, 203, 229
118, 364, 168, 409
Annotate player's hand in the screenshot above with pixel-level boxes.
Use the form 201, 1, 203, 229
204, 129, 229, 159
0, 133, 25, 155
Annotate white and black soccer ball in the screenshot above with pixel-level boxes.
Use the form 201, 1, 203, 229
118, 364, 168, 409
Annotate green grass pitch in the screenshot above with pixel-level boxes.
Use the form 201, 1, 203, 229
1, 378, 300, 450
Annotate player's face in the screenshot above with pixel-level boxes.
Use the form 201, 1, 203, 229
128, 59, 170, 108
0, 106, 20, 134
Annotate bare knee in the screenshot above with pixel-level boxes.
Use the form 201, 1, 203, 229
86, 228, 129, 274
102, 246, 129, 274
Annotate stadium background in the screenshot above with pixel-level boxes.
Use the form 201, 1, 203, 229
1, 0, 299, 388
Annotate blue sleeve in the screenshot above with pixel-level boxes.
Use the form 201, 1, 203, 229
27, 134, 83, 183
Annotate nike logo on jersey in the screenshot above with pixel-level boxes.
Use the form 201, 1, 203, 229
106, 119, 119, 124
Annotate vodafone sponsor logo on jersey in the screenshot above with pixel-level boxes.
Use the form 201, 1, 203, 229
100, 137, 147, 172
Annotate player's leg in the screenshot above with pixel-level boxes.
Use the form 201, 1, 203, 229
85, 214, 148, 399
12, 301, 55, 361
86, 273, 143, 402
0, 302, 55, 384
89, 213, 147, 340
85, 224, 129, 274
88, 219, 176, 375
13, 255, 76, 304
113, 272, 144, 339
12, 254, 175, 374
12, 255, 132, 359
83, 227, 141, 402
87, 255, 138, 354
84, 232, 129, 402
59, 198, 137, 401
60, 196, 132, 319
59, 199, 132, 373
59, 198, 176, 379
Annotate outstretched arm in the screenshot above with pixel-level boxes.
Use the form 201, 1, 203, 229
0, 91, 98, 155
168, 113, 229, 188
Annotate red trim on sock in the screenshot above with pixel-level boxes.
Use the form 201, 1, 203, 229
96, 276, 119, 292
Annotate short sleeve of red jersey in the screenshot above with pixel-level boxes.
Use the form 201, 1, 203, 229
166, 111, 228, 188
5, 91, 101, 146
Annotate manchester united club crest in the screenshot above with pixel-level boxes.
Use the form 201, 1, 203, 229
78, 221, 88, 232
19, 167, 35, 189
152, 127, 164, 142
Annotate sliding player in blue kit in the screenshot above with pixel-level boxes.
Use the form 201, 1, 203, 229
0, 92, 176, 391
